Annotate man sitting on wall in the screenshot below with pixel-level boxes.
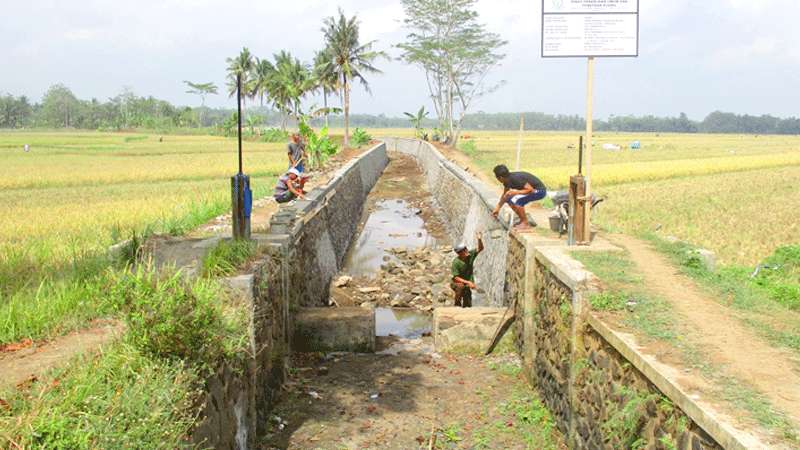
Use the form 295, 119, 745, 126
273, 168, 309, 204
451, 232, 484, 308
491, 164, 547, 231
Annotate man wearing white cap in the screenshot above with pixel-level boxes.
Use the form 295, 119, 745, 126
273, 168, 310, 203
450, 232, 484, 307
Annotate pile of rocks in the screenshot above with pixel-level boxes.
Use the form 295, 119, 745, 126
332, 245, 456, 311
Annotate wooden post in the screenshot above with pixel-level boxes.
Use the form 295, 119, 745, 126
581, 57, 595, 244
569, 175, 587, 245
515, 114, 524, 170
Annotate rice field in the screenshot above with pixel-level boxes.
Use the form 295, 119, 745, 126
456, 131, 800, 265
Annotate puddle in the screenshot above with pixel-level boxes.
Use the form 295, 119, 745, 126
375, 307, 432, 339
343, 199, 437, 278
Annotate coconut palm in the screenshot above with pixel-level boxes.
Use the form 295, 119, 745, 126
269, 51, 314, 129
321, 9, 387, 147
183, 81, 218, 127
225, 47, 256, 119
252, 58, 276, 108
313, 48, 340, 128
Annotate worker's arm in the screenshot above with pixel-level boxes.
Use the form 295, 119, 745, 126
492, 186, 509, 217
288, 150, 297, 167
287, 180, 305, 199
453, 276, 476, 289
505, 182, 535, 198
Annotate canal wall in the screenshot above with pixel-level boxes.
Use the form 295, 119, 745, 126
385, 138, 752, 449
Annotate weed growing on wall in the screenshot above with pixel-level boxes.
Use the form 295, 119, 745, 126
201, 239, 258, 278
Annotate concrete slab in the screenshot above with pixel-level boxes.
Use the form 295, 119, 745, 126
433, 307, 510, 354
293, 307, 376, 353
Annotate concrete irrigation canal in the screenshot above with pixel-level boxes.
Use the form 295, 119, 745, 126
187, 140, 752, 449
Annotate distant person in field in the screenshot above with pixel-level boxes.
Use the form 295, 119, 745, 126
451, 232, 484, 308
491, 164, 547, 231
273, 168, 309, 203
287, 133, 307, 173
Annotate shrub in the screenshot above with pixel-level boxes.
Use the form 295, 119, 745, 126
351, 128, 371, 147
106, 267, 247, 372
459, 139, 478, 155
0, 342, 201, 449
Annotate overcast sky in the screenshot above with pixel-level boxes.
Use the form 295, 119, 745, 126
2, 0, 799, 119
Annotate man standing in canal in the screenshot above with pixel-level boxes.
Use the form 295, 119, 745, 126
451, 232, 484, 308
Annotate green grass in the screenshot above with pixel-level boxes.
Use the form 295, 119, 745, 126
201, 239, 258, 278
647, 236, 800, 355
0, 342, 202, 449
1, 263, 250, 448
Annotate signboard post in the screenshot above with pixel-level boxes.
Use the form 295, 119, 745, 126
541, 0, 639, 245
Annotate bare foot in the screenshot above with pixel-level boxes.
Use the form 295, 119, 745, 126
513, 223, 535, 232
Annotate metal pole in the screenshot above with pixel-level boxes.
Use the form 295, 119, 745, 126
578, 135, 583, 175
237, 73, 243, 174
583, 56, 595, 244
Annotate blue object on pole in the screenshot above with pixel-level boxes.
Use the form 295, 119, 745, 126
244, 180, 252, 218
630, 140, 641, 150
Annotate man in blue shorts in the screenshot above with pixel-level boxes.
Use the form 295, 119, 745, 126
491, 164, 547, 231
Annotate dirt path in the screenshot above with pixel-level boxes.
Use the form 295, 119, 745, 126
611, 234, 800, 427
0, 320, 123, 390
261, 340, 564, 450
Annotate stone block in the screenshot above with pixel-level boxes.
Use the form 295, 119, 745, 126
433, 307, 508, 354
292, 307, 375, 353
690, 248, 716, 272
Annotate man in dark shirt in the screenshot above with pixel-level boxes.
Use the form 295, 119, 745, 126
450, 232, 484, 307
491, 164, 547, 231
287, 133, 307, 172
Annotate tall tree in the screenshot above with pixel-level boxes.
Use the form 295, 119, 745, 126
225, 47, 256, 120
266, 51, 314, 130
398, 0, 506, 146
313, 48, 340, 127
183, 81, 218, 126
322, 9, 387, 147
252, 58, 276, 108
41, 84, 80, 128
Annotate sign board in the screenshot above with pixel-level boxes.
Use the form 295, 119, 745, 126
541, 0, 639, 57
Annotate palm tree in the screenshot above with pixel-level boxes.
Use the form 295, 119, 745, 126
252, 58, 276, 108
269, 51, 314, 129
321, 9, 387, 147
183, 81, 218, 126
313, 48, 340, 128
225, 47, 255, 120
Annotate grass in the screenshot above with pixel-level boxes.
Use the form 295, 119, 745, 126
647, 237, 800, 355
0, 130, 281, 344
0, 342, 202, 449
201, 239, 258, 278
451, 131, 800, 266
0, 262, 250, 448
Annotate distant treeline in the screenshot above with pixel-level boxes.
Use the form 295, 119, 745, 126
3, 85, 800, 135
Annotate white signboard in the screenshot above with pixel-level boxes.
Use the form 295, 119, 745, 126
542, 0, 639, 57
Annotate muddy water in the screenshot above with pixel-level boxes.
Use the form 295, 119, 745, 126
342, 198, 439, 278
374, 307, 432, 339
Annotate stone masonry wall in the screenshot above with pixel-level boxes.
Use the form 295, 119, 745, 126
191, 143, 388, 449
265, 142, 389, 307
383, 138, 509, 306
504, 232, 727, 449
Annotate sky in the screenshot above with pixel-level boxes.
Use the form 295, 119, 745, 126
2, 0, 799, 120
